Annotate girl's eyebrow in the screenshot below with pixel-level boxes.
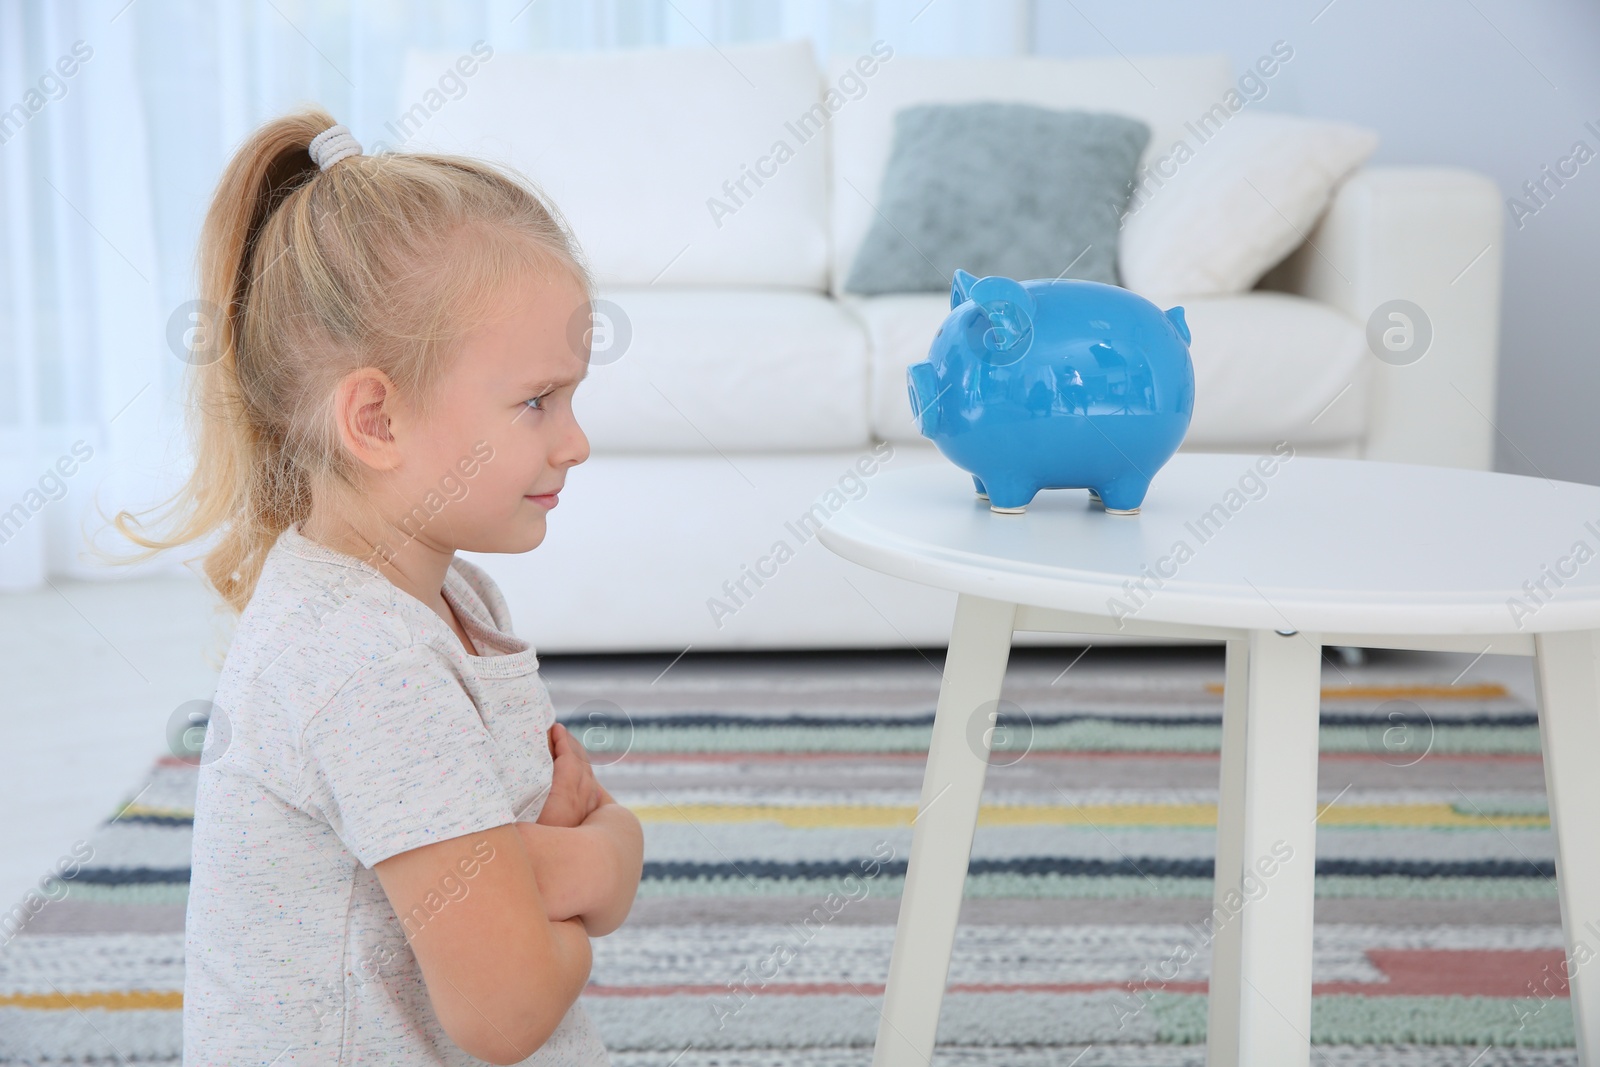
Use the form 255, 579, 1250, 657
522, 369, 589, 392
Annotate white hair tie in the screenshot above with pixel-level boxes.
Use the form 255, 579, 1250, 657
308, 123, 362, 170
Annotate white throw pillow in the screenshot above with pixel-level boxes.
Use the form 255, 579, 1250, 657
1117, 111, 1379, 299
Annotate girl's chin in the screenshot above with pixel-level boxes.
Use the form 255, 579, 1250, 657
461, 515, 547, 553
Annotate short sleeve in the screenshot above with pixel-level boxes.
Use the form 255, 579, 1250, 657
297, 642, 518, 867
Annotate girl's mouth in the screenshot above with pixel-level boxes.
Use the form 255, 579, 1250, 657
525, 492, 559, 508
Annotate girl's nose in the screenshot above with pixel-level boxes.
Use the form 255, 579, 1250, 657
560, 415, 590, 467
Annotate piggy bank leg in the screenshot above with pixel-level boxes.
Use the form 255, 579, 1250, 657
972, 474, 988, 501
982, 477, 1036, 514
1094, 475, 1150, 516
1086, 489, 1102, 506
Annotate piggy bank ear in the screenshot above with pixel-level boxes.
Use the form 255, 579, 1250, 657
969, 276, 1036, 360
950, 268, 979, 309
1165, 306, 1191, 345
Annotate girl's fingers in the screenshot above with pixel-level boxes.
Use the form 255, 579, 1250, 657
561, 729, 589, 769
544, 722, 603, 822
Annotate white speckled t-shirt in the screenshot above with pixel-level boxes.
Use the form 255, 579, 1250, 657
183, 520, 610, 1066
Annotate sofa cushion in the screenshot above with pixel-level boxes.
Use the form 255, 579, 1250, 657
1119, 111, 1380, 299
843, 102, 1150, 294
849, 289, 1370, 447
570, 288, 871, 453
829, 52, 1235, 297
397, 40, 829, 289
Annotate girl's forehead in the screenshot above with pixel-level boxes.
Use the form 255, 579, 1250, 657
454, 281, 590, 384
506, 269, 590, 322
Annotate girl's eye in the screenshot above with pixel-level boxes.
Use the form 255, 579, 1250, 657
524, 393, 551, 412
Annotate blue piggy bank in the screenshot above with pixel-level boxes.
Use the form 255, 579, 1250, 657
906, 270, 1195, 515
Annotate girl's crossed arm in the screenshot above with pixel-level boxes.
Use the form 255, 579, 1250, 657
518, 722, 643, 935
369, 727, 636, 1061
517, 796, 642, 936
374, 825, 592, 1065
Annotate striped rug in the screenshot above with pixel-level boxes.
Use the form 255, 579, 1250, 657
0, 646, 1573, 1066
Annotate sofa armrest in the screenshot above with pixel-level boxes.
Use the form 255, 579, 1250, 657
1258, 166, 1504, 470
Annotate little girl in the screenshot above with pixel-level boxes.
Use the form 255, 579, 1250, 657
113, 108, 642, 1065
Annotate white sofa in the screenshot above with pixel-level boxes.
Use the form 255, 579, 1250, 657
400, 39, 1503, 653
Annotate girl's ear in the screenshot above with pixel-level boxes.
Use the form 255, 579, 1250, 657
333, 367, 405, 472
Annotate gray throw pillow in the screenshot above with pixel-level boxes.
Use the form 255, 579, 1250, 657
843, 102, 1151, 295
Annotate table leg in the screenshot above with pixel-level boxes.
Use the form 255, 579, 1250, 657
1532, 629, 1600, 1061
871, 594, 1017, 1067
1206, 637, 1251, 1067
1208, 628, 1322, 1066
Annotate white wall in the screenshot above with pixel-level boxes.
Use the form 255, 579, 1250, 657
1033, 0, 1600, 485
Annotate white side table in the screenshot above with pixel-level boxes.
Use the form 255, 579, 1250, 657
816, 452, 1600, 1067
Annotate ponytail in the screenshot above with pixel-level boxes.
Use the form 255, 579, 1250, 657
93, 106, 591, 619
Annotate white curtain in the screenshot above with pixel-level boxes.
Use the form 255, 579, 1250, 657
0, 0, 1028, 589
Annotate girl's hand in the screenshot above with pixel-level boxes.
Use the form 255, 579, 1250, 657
535, 723, 603, 829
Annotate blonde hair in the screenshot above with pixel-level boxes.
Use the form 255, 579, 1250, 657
96, 107, 593, 616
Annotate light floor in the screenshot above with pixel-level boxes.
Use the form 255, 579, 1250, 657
0, 572, 1540, 916
1, 574, 232, 914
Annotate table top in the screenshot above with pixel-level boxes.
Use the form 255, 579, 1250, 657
817, 452, 1600, 635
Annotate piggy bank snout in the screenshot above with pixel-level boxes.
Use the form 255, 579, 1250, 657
906, 361, 941, 437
